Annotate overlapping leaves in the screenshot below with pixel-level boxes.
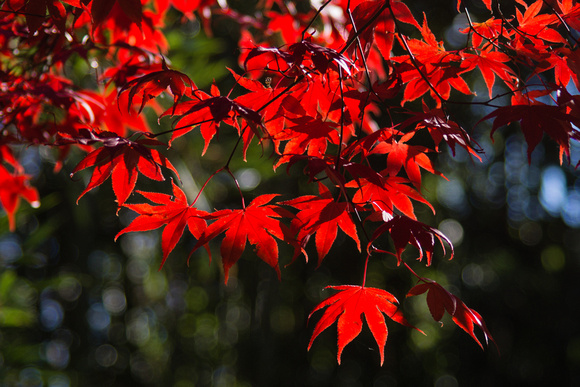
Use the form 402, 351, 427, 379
68, 129, 178, 207
4, 0, 580, 368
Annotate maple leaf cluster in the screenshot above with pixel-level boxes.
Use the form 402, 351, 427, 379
2, 0, 580, 365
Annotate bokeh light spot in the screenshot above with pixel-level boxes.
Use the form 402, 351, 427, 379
541, 245, 565, 272
95, 344, 118, 367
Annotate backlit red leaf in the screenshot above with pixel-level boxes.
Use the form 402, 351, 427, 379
191, 194, 293, 283
119, 59, 195, 114
308, 285, 417, 365
70, 130, 179, 207
282, 183, 360, 266
0, 165, 40, 231
115, 181, 208, 267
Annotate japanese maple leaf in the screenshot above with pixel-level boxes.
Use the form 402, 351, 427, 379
191, 194, 293, 283
22, 0, 68, 33
347, 176, 433, 220
401, 103, 482, 160
370, 215, 453, 266
408, 281, 495, 349
460, 49, 517, 98
228, 68, 286, 135
90, 0, 143, 30
308, 285, 417, 365
290, 40, 356, 76
244, 40, 356, 77
0, 165, 40, 231
115, 181, 208, 268
460, 18, 511, 48
515, 0, 563, 44
161, 83, 263, 154
481, 102, 577, 162
558, 0, 580, 31
70, 130, 179, 207
274, 115, 340, 168
394, 18, 472, 104
119, 59, 195, 114
282, 183, 360, 266
371, 131, 445, 190
345, 0, 419, 61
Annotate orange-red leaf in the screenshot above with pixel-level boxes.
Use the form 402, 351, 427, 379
0, 164, 40, 231
308, 285, 417, 365
70, 130, 179, 207
115, 181, 208, 267
119, 60, 195, 114
191, 194, 293, 283
347, 176, 433, 219
372, 131, 444, 190
282, 183, 360, 266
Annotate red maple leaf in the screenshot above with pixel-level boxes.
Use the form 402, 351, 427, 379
115, 181, 208, 268
118, 59, 195, 114
161, 83, 263, 154
244, 40, 356, 77
308, 285, 418, 365
460, 49, 517, 98
481, 101, 578, 162
23, 0, 68, 33
461, 17, 511, 48
401, 103, 482, 160
457, 0, 492, 12
407, 281, 495, 349
282, 183, 360, 266
371, 130, 445, 190
347, 176, 433, 219
371, 215, 453, 266
393, 18, 472, 104
69, 129, 179, 207
90, 0, 143, 30
274, 115, 340, 168
515, 0, 563, 44
191, 194, 293, 283
0, 164, 40, 231
345, 0, 419, 61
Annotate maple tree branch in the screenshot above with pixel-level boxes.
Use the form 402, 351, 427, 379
0, 9, 45, 18
402, 261, 425, 283
344, 3, 380, 131
541, 0, 579, 48
339, 2, 389, 55
191, 167, 224, 207
301, 0, 332, 41
362, 253, 371, 287
335, 67, 345, 171
226, 167, 246, 209
393, 33, 447, 106
147, 118, 216, 138
463, 8, 505, 52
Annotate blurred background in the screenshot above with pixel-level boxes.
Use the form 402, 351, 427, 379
2, 1, 580, 386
